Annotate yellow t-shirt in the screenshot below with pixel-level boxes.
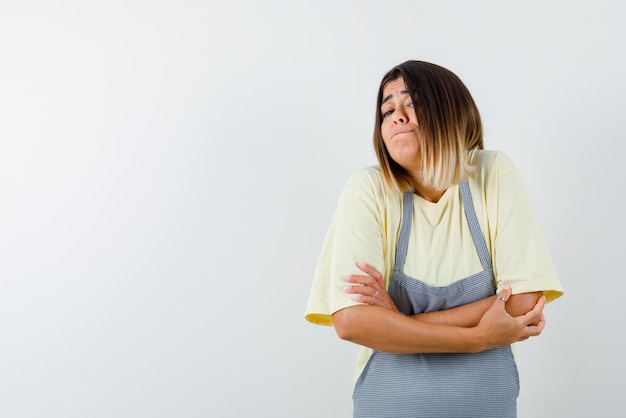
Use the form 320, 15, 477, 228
305, 149, 563, 380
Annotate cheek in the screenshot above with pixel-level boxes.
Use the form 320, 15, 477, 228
380, 121, 392, 144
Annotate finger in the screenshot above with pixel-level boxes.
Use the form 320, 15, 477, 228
521, 309, 546, 338
348, 291, 385, 307
535, 315, 546, 333
342, 284, 366, 295
496, 285, 512, 302
342, 274, 379, 288
343, 283, 380, 298
532, 311, 546, 330
511, 296, 544, 330
522, 295, 546, 324
356, 262, 385, 287
345, 285, 398, 312
523, 317, 545, 337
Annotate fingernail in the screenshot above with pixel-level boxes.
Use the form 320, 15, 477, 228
341, 275, 351, 281
503, 284, 511, 290
343, 286, 351, 291
357, 262, 366, 268
351, 295, 361, 301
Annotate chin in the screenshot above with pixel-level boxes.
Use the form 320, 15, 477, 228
390, 150, 420, 166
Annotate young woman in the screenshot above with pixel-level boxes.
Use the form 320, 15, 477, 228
305, 60, 563, 417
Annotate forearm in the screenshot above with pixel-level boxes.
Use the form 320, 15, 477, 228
413, 296, 494, 327
333, 305, 483, 354
412, 291, 544, 327
333, 287, 546, 354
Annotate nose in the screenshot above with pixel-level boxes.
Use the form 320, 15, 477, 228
393, 108, 407, 124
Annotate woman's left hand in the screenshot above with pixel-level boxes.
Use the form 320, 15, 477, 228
343, 262, 399, 312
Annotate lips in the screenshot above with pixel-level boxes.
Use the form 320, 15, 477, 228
391, 128, 413, 139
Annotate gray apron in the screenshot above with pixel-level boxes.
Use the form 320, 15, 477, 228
352, 181, 519, 418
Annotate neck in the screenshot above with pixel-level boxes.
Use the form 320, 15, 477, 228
413, 183, 446, 203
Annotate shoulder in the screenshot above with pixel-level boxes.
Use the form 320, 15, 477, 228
344, 166, 385, 189
467, 149, 519, 179
337, 165, 400, 215
341, 166, 392, 200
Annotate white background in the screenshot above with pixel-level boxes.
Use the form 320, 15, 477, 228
1, 1, 623, 417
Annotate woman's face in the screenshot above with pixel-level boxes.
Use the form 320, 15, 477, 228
380, 77, 421, 170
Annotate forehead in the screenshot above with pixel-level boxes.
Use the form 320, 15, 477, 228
382, 78, 409, 102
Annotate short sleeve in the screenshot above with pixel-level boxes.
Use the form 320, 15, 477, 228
304, 168, 388, 326
488, 153, 564, 302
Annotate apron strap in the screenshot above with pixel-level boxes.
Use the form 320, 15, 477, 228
460, 180, 493, 272
393, 191, 414, 272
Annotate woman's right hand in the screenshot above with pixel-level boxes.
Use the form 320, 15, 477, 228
475, 286, 546, 351
342, 262, 399, 313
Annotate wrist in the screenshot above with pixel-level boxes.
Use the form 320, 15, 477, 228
468, 326, 487, 353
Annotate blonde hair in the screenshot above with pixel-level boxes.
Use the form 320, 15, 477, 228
373, 61, 483, 192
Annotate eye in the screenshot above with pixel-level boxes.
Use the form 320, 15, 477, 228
382, 109, 393, 118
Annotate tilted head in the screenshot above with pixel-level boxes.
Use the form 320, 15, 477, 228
373, 60, 483, 192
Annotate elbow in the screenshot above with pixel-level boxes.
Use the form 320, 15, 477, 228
332, 307, 361, 342
506, 291, 543, 317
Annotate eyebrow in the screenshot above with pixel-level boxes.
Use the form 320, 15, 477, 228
381, 89, 410, 105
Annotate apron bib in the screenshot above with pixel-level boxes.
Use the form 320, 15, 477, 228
352, 181, 519, 418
